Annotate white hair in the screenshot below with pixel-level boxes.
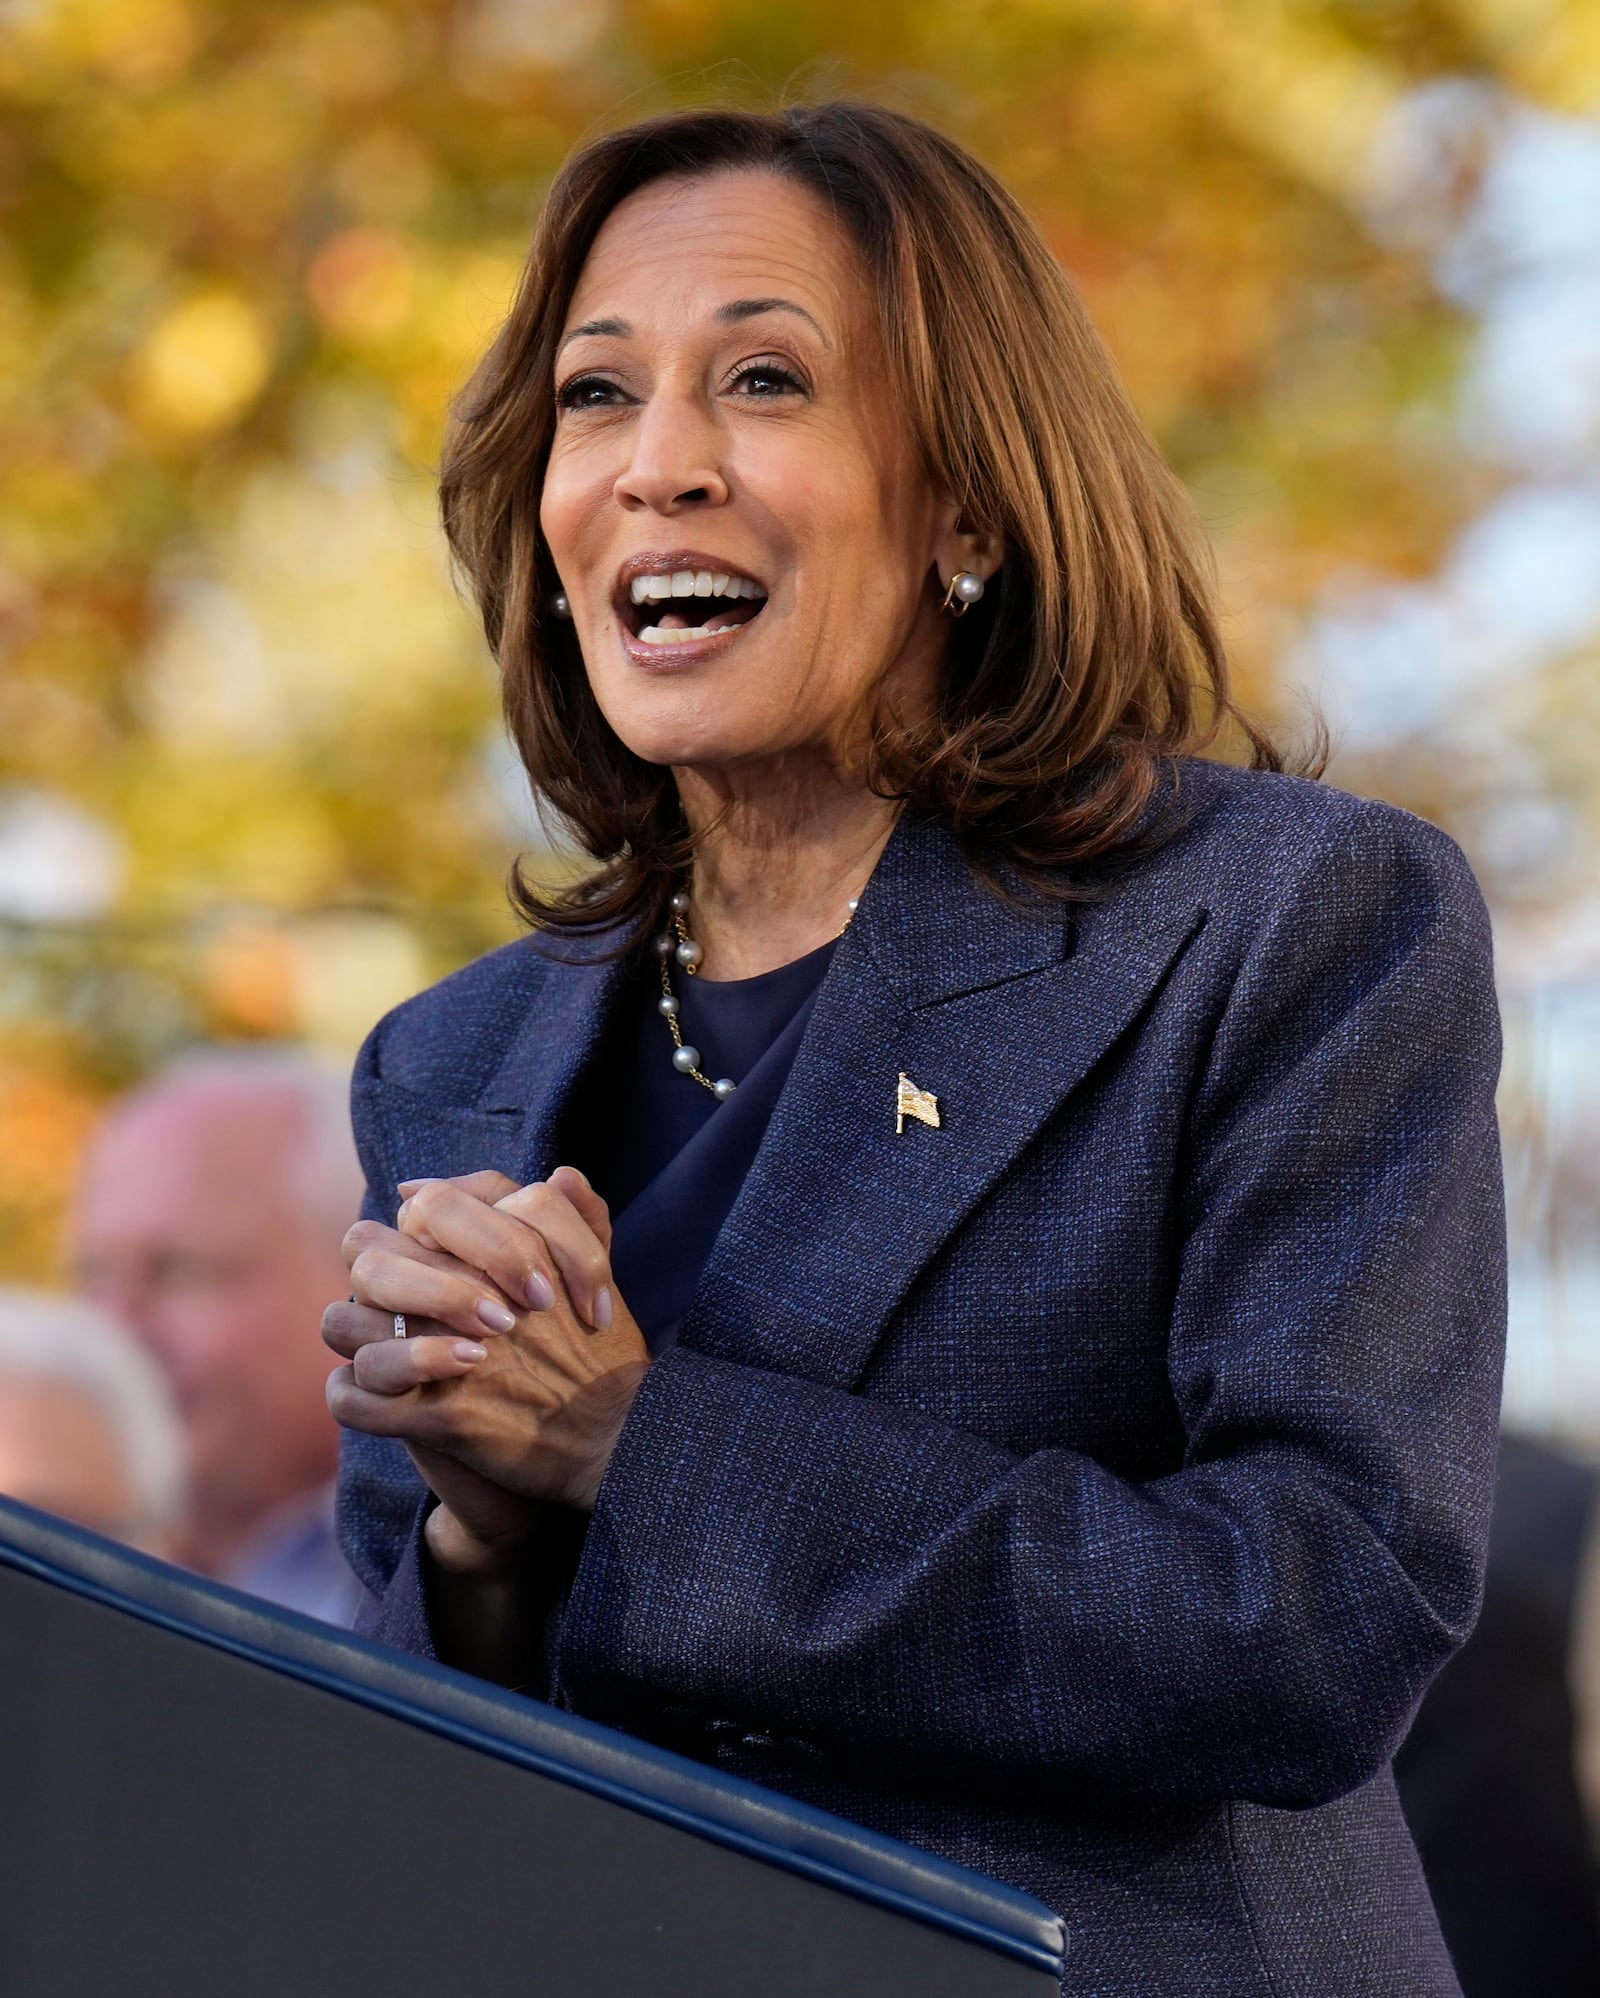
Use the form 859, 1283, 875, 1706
126, 1045, 367, 1247
0, 1288, 188, 1544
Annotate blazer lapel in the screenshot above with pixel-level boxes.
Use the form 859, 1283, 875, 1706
354, 935, 631, 1215
681, 817, 1205, 1389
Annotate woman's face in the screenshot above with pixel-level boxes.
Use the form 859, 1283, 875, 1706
540, 169, 960, 777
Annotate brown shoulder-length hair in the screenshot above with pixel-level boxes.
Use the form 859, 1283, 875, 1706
441, 100, 1304, 937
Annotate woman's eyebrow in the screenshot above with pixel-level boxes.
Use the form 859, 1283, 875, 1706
558, 297, 830, 354
716, 296, 829, 344
559, 316, 630, 351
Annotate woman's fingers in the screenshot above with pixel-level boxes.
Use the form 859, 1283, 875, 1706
341, 1216, 472, 1279
324, 1298, 424, 1360
345, 1241, 520, 1341
492, 1178, 614, 1327
386, 1167, 617, 1327
398, 1170, 519, 1205
351, 1331, 488, 1395
544, 1166, 613, 1252
395, 1172, 520, 1252
323, 1298, 480, 1361
327, 1365, 432, 1437
399, 1177, 605, 1327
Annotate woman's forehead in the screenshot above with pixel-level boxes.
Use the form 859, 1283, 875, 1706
563, 171, 864, 346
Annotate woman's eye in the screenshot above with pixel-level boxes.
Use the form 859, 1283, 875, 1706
557, 374, 625, 411
727, 361, 805, 398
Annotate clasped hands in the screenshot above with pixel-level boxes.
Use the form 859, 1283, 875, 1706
322, 1168, 649, 1577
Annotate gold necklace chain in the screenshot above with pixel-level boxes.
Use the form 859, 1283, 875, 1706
655, 890, 858, 1101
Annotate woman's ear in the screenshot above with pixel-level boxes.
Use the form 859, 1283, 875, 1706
933, 505, 1004, 592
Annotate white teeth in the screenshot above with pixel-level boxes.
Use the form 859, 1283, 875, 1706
639, 622, 722, 645
628, 568, 766, 604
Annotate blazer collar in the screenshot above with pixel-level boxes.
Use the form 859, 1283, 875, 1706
479, 925, 630, 1120
356, 927, 634, 1206
855, 811, 1069, 1007
679, 813, 1205, 1389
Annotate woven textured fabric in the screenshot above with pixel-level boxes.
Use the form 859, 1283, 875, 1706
337, 760, 1504, 1997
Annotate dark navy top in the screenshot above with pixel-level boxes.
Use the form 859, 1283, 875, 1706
561, 940, 836, 1353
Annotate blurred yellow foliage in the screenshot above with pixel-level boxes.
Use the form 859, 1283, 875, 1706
1, 0, 1596, 1282
307, 230, 417, 343
20, 0, 201, 85
199, 925, 301, 1039
0, 1059, 105, 1283
128, 291, 276, 436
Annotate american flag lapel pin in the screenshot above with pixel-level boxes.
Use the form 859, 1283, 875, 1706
896, 1072, 941, 1135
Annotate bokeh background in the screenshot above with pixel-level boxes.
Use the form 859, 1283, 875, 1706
3, 0, 1598, 1428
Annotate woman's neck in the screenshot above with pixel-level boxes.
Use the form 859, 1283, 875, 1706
673, 759, 898, 981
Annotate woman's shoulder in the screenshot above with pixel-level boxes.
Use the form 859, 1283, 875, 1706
1166, 755, 1462, 863
351, 929, 608, 1104
1152, 757, 1485, 925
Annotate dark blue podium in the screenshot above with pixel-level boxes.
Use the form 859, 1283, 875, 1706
0, 1496, 1066, 1995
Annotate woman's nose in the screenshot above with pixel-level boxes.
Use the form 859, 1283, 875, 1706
613, 394, 729, 515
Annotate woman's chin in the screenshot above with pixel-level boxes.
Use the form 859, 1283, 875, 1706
600, 685, 801, 774
620, 729, 780, 773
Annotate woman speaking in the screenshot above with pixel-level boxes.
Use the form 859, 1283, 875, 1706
324, 102, 1504, 1996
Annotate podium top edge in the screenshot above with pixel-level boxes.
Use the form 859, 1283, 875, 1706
0, 1494, 1066, 1977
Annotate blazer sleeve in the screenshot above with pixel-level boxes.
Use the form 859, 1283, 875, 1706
549, 805, 1506, 1809
335, 1071, 584, 1684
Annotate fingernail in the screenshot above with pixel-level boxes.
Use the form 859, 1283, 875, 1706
397, 1179, 429, 1196
476, 1298, 516, 1333
593, 1286, 613, 1330
452, 1340, 488, 1363
525, 1270, 555, 1311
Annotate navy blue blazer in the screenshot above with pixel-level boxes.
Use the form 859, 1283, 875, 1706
338, 760, 1505, 1997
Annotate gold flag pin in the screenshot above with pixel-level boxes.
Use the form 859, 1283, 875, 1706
896, 1072, 942, 1135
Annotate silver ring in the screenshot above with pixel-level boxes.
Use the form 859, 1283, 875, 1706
393, 1313, 408, 1339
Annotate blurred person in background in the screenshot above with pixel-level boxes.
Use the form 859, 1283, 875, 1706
72, 1051, 367, 1625
0, 1287, 186, 1557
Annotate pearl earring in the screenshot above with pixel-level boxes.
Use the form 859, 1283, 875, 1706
941, 571, 986, 618
550, 591, 572, 619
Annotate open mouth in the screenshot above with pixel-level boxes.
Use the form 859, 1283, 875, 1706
620, 565, 768, 647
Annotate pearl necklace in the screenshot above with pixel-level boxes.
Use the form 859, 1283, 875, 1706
655, 888, 859, 1100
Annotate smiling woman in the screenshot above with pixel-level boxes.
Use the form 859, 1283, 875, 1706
440, 106, 1283, 948
325, 103, 1505, 1998
532, 163, 979, 932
